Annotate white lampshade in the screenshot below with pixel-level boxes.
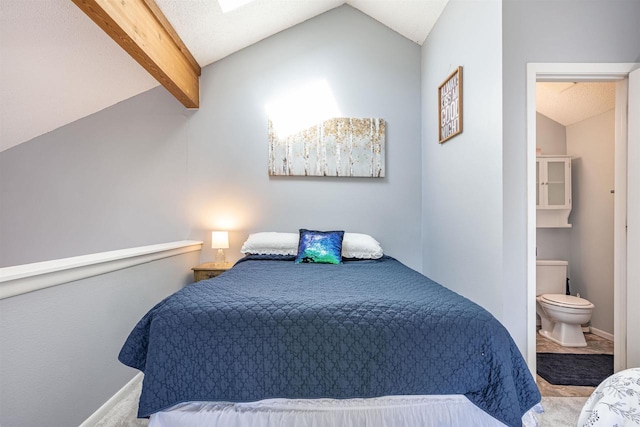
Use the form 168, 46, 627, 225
211, 231, 229, 249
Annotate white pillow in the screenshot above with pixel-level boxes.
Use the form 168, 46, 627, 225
240, 231, 384, 259
342, 233, 383, 259
241, 232, 298, 255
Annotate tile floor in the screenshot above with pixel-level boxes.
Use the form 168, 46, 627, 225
536, 331, 613, 397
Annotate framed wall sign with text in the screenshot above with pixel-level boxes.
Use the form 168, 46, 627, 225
438, 66, 463, 143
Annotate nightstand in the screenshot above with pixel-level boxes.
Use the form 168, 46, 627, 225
192, 262, 232, 282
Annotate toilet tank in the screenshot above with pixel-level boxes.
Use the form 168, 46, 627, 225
536, 260, 568, 295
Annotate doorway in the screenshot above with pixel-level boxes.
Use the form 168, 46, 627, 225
525, 63, 640, 377
534, 81, 616, 396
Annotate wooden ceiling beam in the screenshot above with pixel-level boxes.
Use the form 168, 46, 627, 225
72, 0, 201, 108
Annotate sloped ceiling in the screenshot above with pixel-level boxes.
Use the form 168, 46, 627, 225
0, 0, 449, 152
1, 0, 159, 153
536, 82, 616, 127
2, 1, 615, 154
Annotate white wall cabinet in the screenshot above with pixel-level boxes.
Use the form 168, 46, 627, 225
536, 156, 572, 227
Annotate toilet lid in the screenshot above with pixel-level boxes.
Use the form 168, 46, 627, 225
541, 293, 592, 307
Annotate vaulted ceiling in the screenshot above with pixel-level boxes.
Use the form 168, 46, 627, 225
0, 0, 448, 152
0, 1, 616, 154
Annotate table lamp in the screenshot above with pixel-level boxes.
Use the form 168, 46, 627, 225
211, 231, 229, 266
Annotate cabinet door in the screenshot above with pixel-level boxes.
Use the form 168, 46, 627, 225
544, 158, 571, 209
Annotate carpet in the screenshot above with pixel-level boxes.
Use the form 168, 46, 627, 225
537, 353, 613, 386
538, 397, 588, 427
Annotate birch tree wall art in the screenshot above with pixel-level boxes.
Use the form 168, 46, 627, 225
268, 117, 385, 177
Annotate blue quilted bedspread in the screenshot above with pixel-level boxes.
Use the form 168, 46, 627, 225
119, 255, 540, 426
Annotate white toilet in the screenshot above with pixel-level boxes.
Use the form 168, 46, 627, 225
536, 260, 594, 347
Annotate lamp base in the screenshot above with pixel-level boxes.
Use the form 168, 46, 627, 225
214, 248, 226, 267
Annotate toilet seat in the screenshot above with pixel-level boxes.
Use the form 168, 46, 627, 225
540, 293, 593, 308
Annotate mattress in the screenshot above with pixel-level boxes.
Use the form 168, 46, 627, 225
119, 255, 540, 426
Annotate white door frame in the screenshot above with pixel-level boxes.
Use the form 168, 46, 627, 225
626, 68, 640, 369
526, 63, 639, 374
614, 78, 628, 371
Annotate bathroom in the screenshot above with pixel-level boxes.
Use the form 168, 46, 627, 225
535, 82, 616, 392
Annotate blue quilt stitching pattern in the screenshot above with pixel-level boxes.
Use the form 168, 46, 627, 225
119, 256, 540, 426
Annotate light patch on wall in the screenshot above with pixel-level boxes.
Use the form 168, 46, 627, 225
265, 80, 342, 139
201, 202, 250, 232
217, 0, 256, 13
209, 216, 239, 231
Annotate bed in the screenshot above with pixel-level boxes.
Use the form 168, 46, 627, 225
119, 232, 541, 427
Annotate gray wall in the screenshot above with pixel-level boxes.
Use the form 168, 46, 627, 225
188, 5, 423, 269
0, 75, 196, 427
536, 112, 566, 156
0, 6, 422, 426
0, 252, 198, 427
0, 89, 192, 267
567, 110, 615, 334
502, 0, 640, 351
420, 0, 640, 354
421, 0, 503, 318
0, 5, 422, 270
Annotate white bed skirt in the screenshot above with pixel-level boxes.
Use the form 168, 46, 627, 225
149, 395, 541, 427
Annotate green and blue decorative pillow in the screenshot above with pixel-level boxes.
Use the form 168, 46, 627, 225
295, 229, 344, 264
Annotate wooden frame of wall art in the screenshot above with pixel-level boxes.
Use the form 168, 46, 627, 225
438, 66, 463, 143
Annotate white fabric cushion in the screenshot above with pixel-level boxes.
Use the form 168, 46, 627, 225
240, 231, 384, 259
578, 367, 640, 426
342, 233, 383, 259
240, 232, 298, 255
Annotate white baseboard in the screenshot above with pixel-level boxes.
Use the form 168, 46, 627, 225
590, 327, 614, 342
79, 372, 143, 427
